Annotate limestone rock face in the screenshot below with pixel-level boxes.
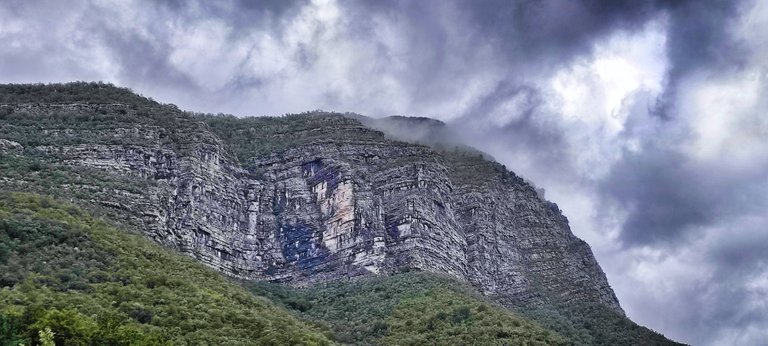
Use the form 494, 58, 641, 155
0, 139, 22, 152
0, 101, 623, 315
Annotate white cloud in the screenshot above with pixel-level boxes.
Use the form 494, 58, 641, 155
539, 19, 668, 184
677, 67, 768, 169
548, 18, 667, 133
168, 19, 246, 90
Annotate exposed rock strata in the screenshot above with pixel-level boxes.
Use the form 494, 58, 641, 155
0, 101, 623, 315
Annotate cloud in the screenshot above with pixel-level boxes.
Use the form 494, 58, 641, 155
606, 212, 768, 345
653, 0, 748, 119
586, 2, 768, 343
598, 144, 768, 247
0, 0, 674, 118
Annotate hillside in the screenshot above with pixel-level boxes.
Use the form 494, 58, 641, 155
0, 82, 682, 345
0, 192, 332, 345
248, 272, 680, 346
248, 271, 565, 345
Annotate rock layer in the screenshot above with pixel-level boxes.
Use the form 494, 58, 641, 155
0, 97, 623, 315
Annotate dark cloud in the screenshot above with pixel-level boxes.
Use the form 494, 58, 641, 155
157, 0, 307, 28
589, 0, 767, 250
349, 0, 668, 66
598, 144, 768, 246
710, 223, 768, 272
96, 27, 200, 95
599, 148, 713, 245
467, 82, 541, 120
465, 0, 664, 63
332, 0, 679, 117
635, 215, 768, 345
653, 0, 748, 118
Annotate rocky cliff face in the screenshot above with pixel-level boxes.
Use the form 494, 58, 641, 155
0, 86, 622, 315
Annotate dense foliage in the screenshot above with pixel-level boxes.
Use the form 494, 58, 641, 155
514, 303, 679, 346
0, 191, 569, 345
0, 82, 156, 106
0, 152, 152, 196
383, 288, 559, 345
0, 193, 332, 345
0, 82, 217, 152
0, 150, 157, 236
246, 272, 565, 345
195, 112, 390, 164
249, 271, 681, 345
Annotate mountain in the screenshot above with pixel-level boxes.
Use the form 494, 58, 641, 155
0, 82, 681, 345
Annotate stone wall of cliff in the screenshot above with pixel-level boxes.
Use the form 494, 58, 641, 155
0, 99, 623, 315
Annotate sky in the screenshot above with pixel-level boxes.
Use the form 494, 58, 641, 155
1, 0, 767, 344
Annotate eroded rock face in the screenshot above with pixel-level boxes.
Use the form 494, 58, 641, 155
0, 102, 622, 314
0, 139, 22, 152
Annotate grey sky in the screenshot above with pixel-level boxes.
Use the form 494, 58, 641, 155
2, 0, 767, 344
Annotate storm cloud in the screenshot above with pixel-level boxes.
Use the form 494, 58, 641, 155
599, 145, 768, 247
2, 0, 767, 344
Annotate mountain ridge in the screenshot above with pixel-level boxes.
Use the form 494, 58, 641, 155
0, 82, 682, 345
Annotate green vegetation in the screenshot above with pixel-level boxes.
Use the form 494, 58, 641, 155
0, 82, 217, 151
246, 272, 565, 345
0, 151, 155, 234
0, 191, 567, 345
248, 271, 680, 346
442, 149, 517, 187
0, 192, 332, 345
514, 303, 679, 346
0, 152, 153, 195
195, 112, 389, 164
383, 288, 558, 345
0, 82, 157, 106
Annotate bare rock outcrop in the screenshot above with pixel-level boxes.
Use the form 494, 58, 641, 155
0, 100, 623, 315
